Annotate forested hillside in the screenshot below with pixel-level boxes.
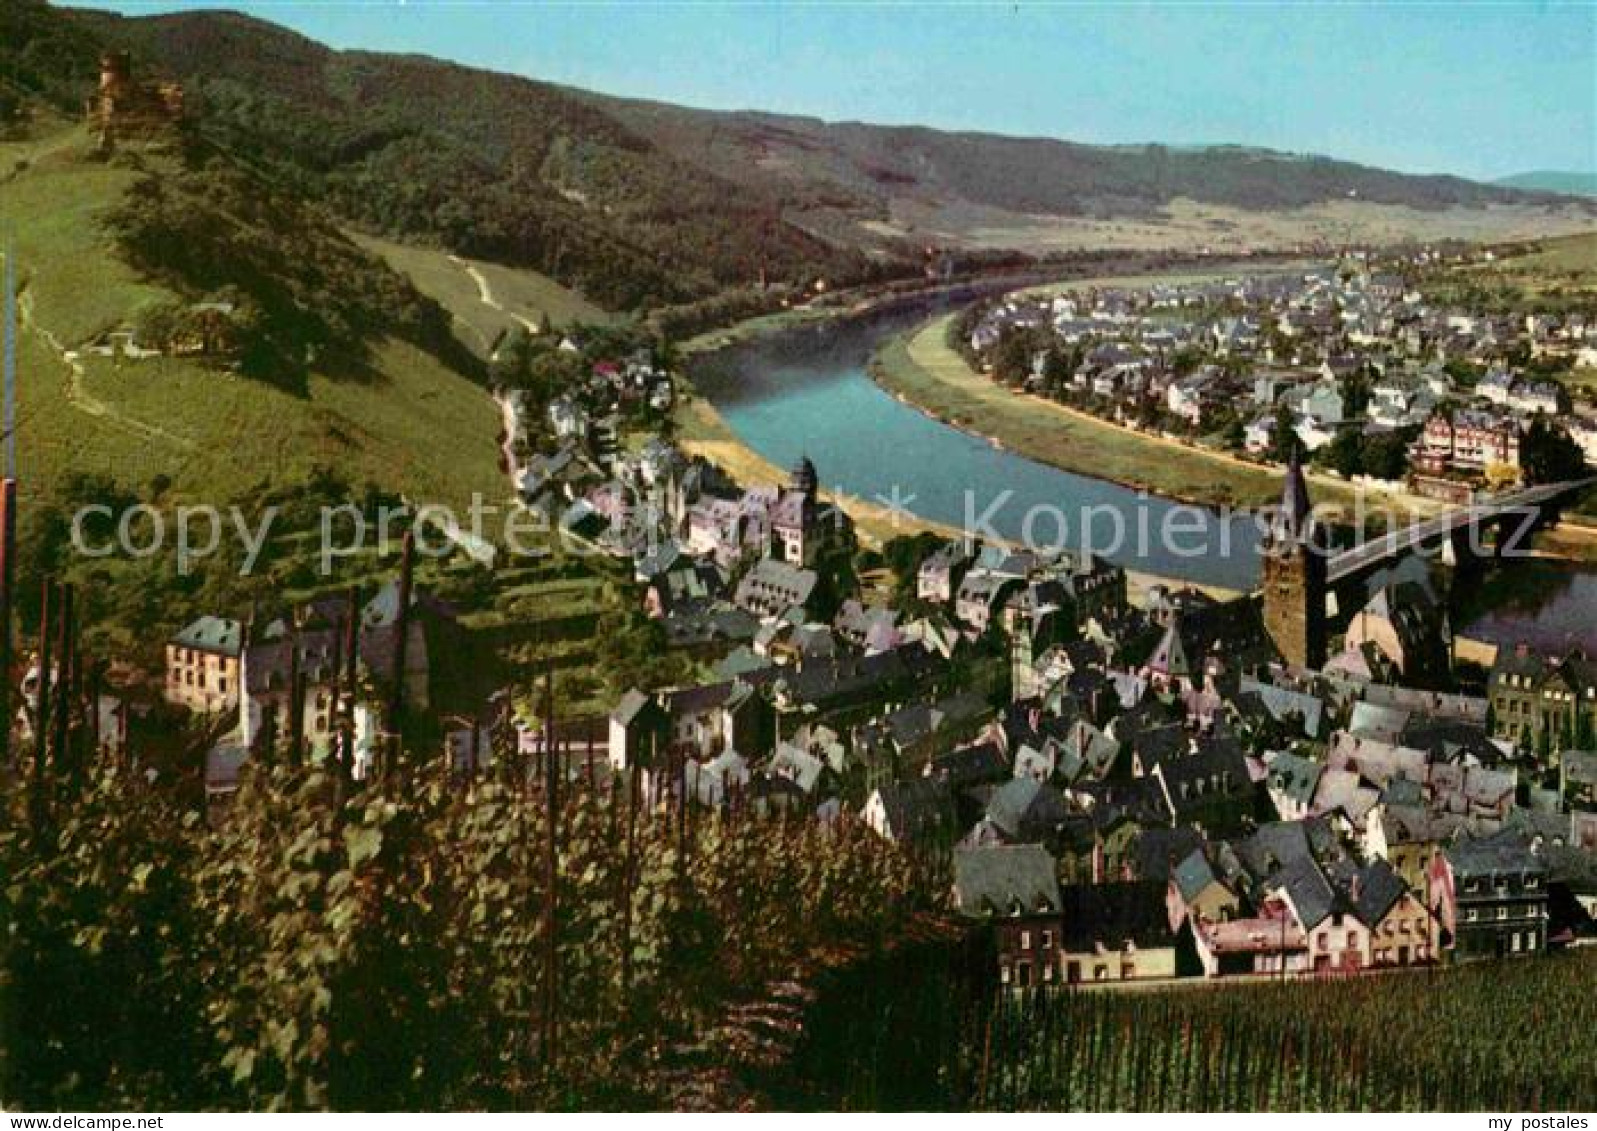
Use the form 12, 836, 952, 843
69, 6, 891, 310
47, 3, 1590, 313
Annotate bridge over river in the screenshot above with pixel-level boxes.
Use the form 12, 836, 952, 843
1326, 477, 1597, 587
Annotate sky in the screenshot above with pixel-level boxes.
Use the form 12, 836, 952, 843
70, 1, 1597, 181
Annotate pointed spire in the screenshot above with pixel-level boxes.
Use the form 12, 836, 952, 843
1282, 450, 1312, 526
1272, 451, 1315, 545
790, 452, 818, 499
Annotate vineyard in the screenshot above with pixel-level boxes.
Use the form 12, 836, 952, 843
5, 745, 1595, 1111
919, 954, 1597, 1111
0, 755, 939, 1111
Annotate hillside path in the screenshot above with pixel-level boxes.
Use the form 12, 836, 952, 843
449, 254, 542, 334
18, 288, 195, 451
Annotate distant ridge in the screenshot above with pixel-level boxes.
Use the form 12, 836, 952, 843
5, 1, 1591, 315
1493, 171, 1597, 198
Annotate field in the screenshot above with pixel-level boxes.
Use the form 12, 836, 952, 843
862, 196, 1597, 257
1459, 229, 1597, 299
354, 233, 620, 357
1, 122, 506, 513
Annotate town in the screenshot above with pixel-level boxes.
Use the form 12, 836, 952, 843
5, 0, 1597, 1114
958, 253, 1594, 499
128, 251, 1597, 995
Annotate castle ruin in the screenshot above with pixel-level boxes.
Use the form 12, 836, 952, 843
86, 51, 183, 149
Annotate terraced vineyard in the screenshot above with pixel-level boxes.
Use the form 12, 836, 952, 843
824, 949, 1597, 1110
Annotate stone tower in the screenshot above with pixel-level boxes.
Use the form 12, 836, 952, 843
790, 454, 818, 503
1261, 453, 1327, 669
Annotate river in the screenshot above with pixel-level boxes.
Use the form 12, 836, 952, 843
690, 300, 1265, 591
689, 293, 1597, 651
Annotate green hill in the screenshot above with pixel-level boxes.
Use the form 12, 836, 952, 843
68, 5, 884, 309
352, 234, 621, 360
1, 115, 506, 514
53, 2, 1595, 297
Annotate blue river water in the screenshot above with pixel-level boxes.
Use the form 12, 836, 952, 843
690, 302, 1266, 591
690, 295, 1597, 650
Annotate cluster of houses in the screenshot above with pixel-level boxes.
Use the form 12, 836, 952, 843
153, 315, 1596, 991
593, 460, 1597, 987
967, 257, 1593, 491
167, 580, 501, 798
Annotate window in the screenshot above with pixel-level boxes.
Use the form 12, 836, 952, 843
1000, 964, 1011, 985
1041, 930, 1054, 951
1019, 930, 1032, 951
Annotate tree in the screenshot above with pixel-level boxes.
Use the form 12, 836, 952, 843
1319, 427, 1365, 478
1484, 461, 1521, 492
992, 328, 1035, 387
1362, 427, 1417, 482
1269, 401, 1299, 464
1042, 346, 1074, 393
1521, 416, 1587, 485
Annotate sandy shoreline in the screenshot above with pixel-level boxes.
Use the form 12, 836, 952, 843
674, 393, 1245, 602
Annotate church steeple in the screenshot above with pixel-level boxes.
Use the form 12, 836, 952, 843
790, 453, 818, 502
1261, 453, 1328, 670
1270, 451, 1318, 548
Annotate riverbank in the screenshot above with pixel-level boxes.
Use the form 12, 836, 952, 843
870, 310, 1449, 524
676, 253, 1309, 359
674, 391, 1243, 603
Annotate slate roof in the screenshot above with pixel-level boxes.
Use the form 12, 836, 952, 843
985, 776, 1070, 842
872, 778, 956, 842
1347, 858, 1409, 928
1171, 846, 1227, 903
1059, 881, 1175, 951
927, 740, 1011, 790
1132, 826, 1207, 884
1312, 768, 1380, 827
952, 844, 1063, 918
1448, 829, 1547, 880
612, 688, 655, 727
733, 557, 819, 615
1267, 751, 1323, 808
1236, 676, 1325, 737
1232, 818, 1340, 885
1378, 803, 1466, 846
769, 743, 826, 794
1273, 855, 1341, 930
1145, 597, 1279, 680
172, 615, 243, 656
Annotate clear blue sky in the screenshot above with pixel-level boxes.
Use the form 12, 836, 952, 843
70, 1, 1597, 181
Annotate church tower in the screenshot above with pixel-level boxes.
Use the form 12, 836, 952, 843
1261, 454, 1328, 669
